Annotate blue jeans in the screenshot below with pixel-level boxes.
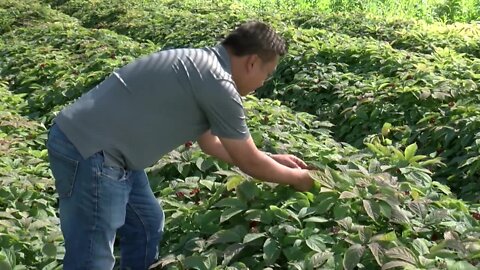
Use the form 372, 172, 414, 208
47, 124, 164, 270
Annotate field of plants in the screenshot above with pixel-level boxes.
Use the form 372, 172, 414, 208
1, 0, 480, 269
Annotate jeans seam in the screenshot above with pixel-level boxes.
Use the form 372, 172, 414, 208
86, 160, 100, 268
127, 202, 149, 269
48, 147, 79, 198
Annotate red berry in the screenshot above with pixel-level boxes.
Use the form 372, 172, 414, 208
431, 232, 440, 241
331, 226, 340, 235
190, 188, 200, 196
472, 212, 480, 220
249, 221, 259, 228
176, 192, 185, 199
184, 141, 193, 148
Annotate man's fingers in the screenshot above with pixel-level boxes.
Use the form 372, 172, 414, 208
296, 159, 308, 169
292, 156, 308, 169
287, 159, 300, 168
272, 154, 307, 169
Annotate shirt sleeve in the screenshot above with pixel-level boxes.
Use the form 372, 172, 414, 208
197, 79, 250, 140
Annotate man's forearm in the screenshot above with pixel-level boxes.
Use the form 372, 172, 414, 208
202, 138, 301, 185
201, 136, 234, 164
236, 152, 308, 186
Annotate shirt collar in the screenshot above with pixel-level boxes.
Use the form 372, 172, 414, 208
212, 44, 232, 74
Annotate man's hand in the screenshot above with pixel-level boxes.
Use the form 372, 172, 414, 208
199, 132, 315, 192
269, 154, 308, 169
290, 169, 314, 191
267, 153, 314, 191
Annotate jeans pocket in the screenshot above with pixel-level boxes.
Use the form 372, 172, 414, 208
97, 151, 127, 181
100, 164, 127, 181
48, 148, 79, 199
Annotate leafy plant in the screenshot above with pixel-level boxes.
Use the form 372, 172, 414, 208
2, 1, 480, 269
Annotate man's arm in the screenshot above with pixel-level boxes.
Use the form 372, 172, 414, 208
198, 130, 309, 168
197, 130, 234, 164
199, 130, 313, 191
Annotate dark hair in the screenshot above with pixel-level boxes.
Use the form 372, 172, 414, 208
222, 21, 287, 62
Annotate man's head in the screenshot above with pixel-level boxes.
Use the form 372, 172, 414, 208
222, 21, 287, 96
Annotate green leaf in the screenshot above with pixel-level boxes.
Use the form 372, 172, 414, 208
226, 262, 249, 270
368, 242, 385, 266
311, 169, 334, 189
448, 261, 477, 270
269, 206, 290, 221
333, 203, 350, 220
194, 210, 221, 227
390, 205, 411, 225
381, 260, 416, 270
419, 157, 443, 167
306, 235, 327, 252
0, 260, 11, 270
343, 244, 365, 270
183, 237, 206, 252
358, 227, 373, 244
314, 192, 339, 214
196, 157, 214, 172
408, 201, 428, 218
220, 208, 244, 223
330, 168, 354, 187
206, 253, 217, 269
366, 143, 384, 156
391, 147, 405, 161
378, 201, 392, 218
432, 181, 451, 195
409, 155, 427, 163
460, 156, 479, 168
214, 198, 247, 209
303, 216, 329, 223
310, 252, 333, 268
226, 175, 244, 191
363, 200, 380, 222
404, 143, 418, 161
199, 180, 214, 191
298, 207, 317, 218
263, 238, 281, 265
339, 191, 357, 199
222, 243, 244, 266
385, 246, 417, 265
42, 242, 57, 257
381, 122, 392, 137
243, 233, 266, 244
236, 181, 259, 202
371, 231, 397, 242
207, 229, 242, 246
289, 262, 304, 270
250, 131, 263, 145
337, 217, 353, 230
412, 239, 430, 256
183, 256, 208, 270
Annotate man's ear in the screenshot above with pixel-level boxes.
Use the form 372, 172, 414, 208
245, 54, 259, 73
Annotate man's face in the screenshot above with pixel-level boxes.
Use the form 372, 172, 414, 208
238, 55, 278, 96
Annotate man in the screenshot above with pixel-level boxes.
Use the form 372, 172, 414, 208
46, 21, 314, 269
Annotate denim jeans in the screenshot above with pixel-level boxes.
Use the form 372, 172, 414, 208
46, 124, 164, 270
